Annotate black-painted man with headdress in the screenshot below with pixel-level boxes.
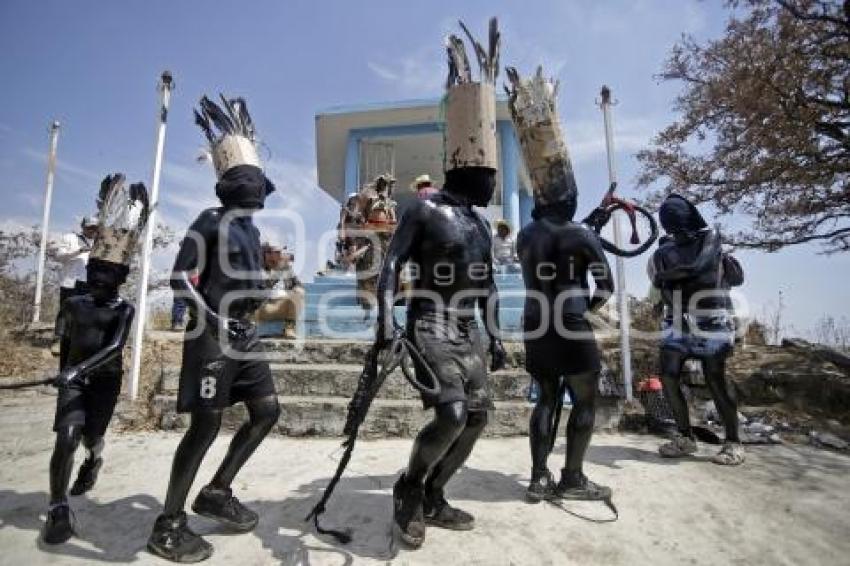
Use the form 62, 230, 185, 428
148, 95, 281, 563
44, 174, 148, 544
507, 67, 615, 503
375, 18, 507, 548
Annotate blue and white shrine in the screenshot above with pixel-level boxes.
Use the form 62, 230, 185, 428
294, 98, 532, 338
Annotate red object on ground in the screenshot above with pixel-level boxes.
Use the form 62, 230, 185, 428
638, 376, 664, 392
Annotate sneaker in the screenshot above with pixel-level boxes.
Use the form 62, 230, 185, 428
659, 433, 698, 458
191, 485, 258, 532
423, 491, 474, 530
712, 442, 745, 466
69, 457, 103, 496
550, 472, 612, 501
43, 503, 74, 544
526, 469, 555, 503
392, 474, 426, 548
147, 512, 213, 563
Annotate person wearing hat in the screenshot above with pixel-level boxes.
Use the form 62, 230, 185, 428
52, 217, 99, 360
55, 216, 98, 305
507, 66, 615, 503
256, 242, 304, 339
412, 174, 439, 199
148, 95, 282, 563
374, 18, 507, 548
353, 173, 398, 313
43, 174, 148, 544
649, 194, 745, 465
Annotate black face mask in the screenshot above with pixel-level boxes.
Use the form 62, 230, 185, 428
532, 189, 577, 222
659, 194, 707, 235
215, 164, 276, 210
86, 258, 127, 304
442, 167, 497, 207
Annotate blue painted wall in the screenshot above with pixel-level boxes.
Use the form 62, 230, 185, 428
343, 119, 528, 230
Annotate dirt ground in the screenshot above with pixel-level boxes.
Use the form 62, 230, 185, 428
1, 391, 848, 566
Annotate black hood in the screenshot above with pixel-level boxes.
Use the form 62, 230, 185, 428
659, 194, 707, 235
441, 167, 496, 207
532, 193, 577, 222
215, 164, 276, 210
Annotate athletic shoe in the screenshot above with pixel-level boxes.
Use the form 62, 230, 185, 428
69, 457, 102, 496
393, 474, 426, 547
550, 472, 612, 501
43, 503, 74, 544
147, 512, 213, 563
423, 491, 474, 530
526, 469, 555, 503
191, 485, 258, 532
658, 433, 698, 458
712, 442, 745, 466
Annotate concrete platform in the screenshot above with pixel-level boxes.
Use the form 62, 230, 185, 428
1, 392, 848, 565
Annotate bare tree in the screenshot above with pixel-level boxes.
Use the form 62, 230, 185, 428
0, 228, 61, 326
637, 0, 850, 253
813, 313, 850, 349
761, 290, 786, 344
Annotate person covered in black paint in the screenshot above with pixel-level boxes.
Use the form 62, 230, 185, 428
44, 174, 147, 544
506, 67, 615, 502
649, 194, 745, 465
375, 18, 507, 548
147, 95, 281, 563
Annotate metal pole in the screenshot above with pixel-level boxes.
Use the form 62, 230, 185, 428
32, 121, 61, 324
129, 71, 173, 399
600, 86, 633, 401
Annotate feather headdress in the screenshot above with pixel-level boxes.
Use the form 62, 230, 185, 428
194, 94, 261, 178
90, 173, 150, 266
443, 17, 500, 172
505, 66, 578, 207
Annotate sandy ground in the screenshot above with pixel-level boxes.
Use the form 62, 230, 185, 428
0, 392, 848, 566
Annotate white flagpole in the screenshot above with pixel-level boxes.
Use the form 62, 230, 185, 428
129, 71, 173, 400
32, 121, 61, 324
600, 85, 633, 402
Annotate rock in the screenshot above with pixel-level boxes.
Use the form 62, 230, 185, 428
744, 422, 775, 435
782, 338, 850, 373
700, 400, 718, 422
811, 431, 849, 450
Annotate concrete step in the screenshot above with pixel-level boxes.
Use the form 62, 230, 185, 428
300, 308, 525, 340
159, 364, 535, 402
152, 394, 622, 438
255, 338, 528, 367
304, 293, 527, 309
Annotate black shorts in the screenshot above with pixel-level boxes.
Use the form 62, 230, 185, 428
176, 324, 275, 413
53, 373, 122, 437
524, 319, 601, 380
408, 311, 490, 411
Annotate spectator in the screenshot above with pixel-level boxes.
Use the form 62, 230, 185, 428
256, 242, 305, 339
411, 173, 439, 199
55, 217, 98, 305
170, 298, 187, 330
52, 217, 98, 360
493, 219, 519, 272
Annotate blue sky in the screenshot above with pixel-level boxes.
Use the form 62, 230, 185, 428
0, 0, 846, 335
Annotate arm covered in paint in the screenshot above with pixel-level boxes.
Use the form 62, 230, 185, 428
170, 209, 247, 340
55, 302, 135, 388
375, 205, 421, 343
585, 228, 614, 312
478, 227, 506, 371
